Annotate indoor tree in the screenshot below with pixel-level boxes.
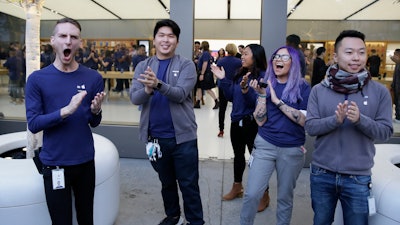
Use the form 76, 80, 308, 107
9, 0, 44, 158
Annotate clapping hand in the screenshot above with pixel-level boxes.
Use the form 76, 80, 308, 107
211, 64, 225, 80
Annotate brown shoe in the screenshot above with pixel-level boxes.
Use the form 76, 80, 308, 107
194, 100, 200, 108
257, 190, 270, 212
222, 182, 243, 201
217, 130, 224, 137
15, 98, 24, 104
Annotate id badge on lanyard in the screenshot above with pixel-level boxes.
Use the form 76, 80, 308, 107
52, 166, 65, 190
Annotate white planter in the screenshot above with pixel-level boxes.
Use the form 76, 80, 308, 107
0, 132, 120, 225
333, 144, 400, 225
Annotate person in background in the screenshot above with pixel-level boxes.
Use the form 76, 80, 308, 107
75, 47, 84, 64
99, 50, 114, 92
192, 41, 204, 106
40, 44, 55, 68
3, 48, 24, 104
311, 47, 329, 87
25, 17, 106, 225
215, 48, 226, 63
20, 45, 27, 94
113, 43, 130, 93
212, 44, 271, 212
0, 46, 8, 60
367, 49, 381, 78
149, 47, 156, 56
215, 44, 241, 138
240, 46, 310, 225
83, 45, 99, 70
304, 48, 312, 76
193, 41, 201, 65
131, 44, 148, 70
236, 44, 245, 58
286, 34, 306, 77
129, 19, 204, 225
194, 41, 219, 109
128, 44, 137, 58
305, 30, 393, 225
391, 48, 400, 123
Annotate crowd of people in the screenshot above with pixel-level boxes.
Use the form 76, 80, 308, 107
1, 39, 152, 104
1, 42, 26, 104
0, 16, 397, 225
127, 25, 395, 224
195, 30, 396, 225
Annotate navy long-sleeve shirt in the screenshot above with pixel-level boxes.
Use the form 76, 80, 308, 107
26, 64, 104, 166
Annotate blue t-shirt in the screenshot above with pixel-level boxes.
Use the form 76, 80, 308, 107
216, 56, 241, 81
219, 71, 265, 122
132, 55, 148, 69
83, 51, 99, 70
258, 81, 310, 147
149, 58, 175, 138
197, 51, 213, 72
103, 56, 113, 72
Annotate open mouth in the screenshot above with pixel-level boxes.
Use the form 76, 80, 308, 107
64, 49, 71, 57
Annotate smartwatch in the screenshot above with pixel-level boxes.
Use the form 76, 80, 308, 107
154, 81, 162, 90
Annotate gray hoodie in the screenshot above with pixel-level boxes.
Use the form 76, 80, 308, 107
129, 54, 197, 144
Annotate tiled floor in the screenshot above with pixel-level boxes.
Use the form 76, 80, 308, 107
114, 158, 313, 225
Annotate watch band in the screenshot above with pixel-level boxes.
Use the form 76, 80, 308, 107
154, 81, 162, 90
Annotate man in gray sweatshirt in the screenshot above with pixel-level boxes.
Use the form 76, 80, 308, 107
305, 30, 393, 225
129, 19, 204, 225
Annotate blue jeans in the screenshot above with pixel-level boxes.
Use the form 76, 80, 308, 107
150, 138, 204, 225
310, 164, 370, 225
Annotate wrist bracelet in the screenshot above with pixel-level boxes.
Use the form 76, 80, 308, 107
276, 99, 285, 108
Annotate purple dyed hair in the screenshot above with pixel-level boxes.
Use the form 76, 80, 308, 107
265, 46, 304, 103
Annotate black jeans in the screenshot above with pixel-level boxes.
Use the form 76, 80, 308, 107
43, 160, 95, 225
230, 116, 258, 182
218, 87, 228, 131
394, 85, 400, 120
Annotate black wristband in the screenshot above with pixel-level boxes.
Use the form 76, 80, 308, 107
276, 100, 285, 108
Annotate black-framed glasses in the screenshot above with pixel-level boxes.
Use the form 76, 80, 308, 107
272, 54, 291, 62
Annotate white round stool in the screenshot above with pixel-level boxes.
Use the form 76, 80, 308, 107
0, 131, 120, 225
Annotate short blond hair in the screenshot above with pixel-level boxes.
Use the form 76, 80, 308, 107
225, 43, 237, 56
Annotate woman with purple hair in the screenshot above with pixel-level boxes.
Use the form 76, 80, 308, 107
240, 46, 311, 225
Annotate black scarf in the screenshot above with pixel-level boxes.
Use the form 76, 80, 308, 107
321, 64, 371, 94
